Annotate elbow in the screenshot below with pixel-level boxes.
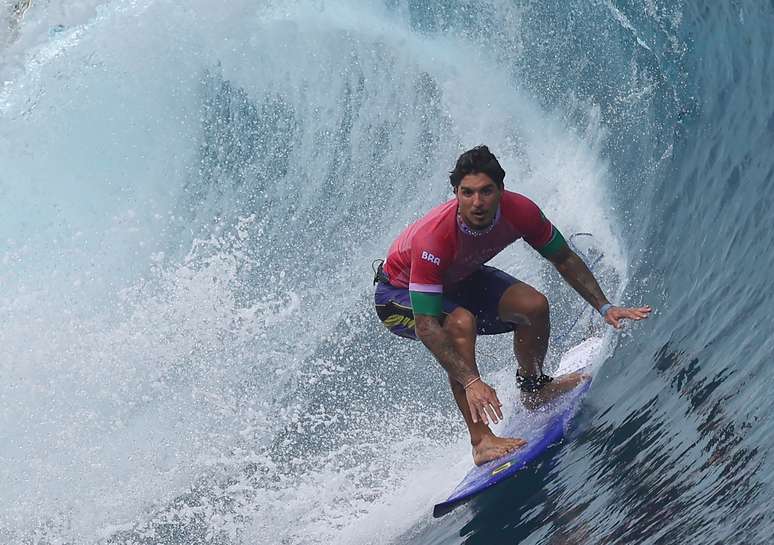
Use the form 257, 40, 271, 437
414, 315, 438, 340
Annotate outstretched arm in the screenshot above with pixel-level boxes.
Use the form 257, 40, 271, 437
547, 245, 651, 328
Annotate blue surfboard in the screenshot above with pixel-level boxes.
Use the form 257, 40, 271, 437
432, 374, 592, 517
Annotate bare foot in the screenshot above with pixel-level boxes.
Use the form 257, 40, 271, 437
521, 371, 590, 411
472, 434, 527, 466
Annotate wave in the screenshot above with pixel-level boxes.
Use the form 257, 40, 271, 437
4, 1, 772, 544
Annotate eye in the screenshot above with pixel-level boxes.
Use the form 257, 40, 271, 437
461, 188, 473, 196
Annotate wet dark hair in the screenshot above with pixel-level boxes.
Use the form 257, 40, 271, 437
449, 145, 506, 189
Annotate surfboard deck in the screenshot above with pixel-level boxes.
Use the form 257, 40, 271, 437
432, 337, 602, 518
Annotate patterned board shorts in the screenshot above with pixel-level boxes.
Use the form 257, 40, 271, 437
374, 265, 520, 340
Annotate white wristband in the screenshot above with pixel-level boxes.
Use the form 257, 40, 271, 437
599, 303, 613, 317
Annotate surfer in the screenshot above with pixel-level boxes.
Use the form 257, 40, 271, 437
373, 145, 651, 465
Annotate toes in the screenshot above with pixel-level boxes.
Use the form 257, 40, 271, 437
487, 448, 507, 460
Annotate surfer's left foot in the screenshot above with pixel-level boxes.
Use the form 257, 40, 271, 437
472, 433, 527, 466
521, 371, 590, 411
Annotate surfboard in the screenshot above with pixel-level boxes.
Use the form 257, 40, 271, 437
432, 337, 602, 518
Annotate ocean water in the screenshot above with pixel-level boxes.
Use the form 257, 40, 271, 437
1, 1, 772, 544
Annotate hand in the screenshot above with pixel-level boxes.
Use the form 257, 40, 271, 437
465, 379, 504, 425
604, 305, 652, 329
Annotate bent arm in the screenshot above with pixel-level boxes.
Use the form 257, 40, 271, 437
414, 314, 479, 386
547, 244, 610, 313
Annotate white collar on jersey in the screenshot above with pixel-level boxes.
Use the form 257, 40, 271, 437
457, 206, 501, 237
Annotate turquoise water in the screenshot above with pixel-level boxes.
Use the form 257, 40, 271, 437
1, 1, 772, 543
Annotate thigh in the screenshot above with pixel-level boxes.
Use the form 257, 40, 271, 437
497, 280, 548, 322
447, 266, 520, 335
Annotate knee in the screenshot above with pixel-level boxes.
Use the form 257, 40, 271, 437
443, 307, 476, 337
500, 287, 549, 324
524, 291, 549, 318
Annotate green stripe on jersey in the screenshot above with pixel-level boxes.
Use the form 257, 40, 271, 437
410, 291, 443, 316
538, 227, 567, 257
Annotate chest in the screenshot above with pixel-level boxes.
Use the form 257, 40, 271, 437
451, 225, 521, 267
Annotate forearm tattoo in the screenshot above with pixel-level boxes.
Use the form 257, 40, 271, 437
558, 253, 609, 310
416, 318, 478, 385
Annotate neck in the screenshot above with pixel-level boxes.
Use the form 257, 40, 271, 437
457, 207, 500, 237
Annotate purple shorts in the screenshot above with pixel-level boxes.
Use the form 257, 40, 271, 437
374, 265, 520, 340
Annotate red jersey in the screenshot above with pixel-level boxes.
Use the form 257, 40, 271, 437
383, 191, 564, 295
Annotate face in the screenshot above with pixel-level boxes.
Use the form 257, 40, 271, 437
454, 172, 502, 230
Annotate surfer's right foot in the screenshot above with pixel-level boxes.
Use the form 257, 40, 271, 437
521, 371, 589, 411
472, 434, 527, 466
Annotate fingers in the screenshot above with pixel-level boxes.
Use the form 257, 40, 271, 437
467, 385, 503, 425
485, 389, 504, 422
606, 314, 621, 329
470, 401, 485, 425
470, 400, 499, 425
492, 396, 504, 421
484, 402, 500, 425
622, 306, 651, 320
468, 401, 478, 424
605, 312, 622, 329
468, 398, 482, 424
607, 305, 653, 329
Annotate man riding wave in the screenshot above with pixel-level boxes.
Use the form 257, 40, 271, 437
374, 145, 651, 465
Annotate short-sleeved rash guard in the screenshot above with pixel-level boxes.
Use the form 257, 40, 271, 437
382, 190, 566, 315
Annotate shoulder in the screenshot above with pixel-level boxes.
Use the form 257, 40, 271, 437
413, 199, 457, 252
501, 190, 543, 223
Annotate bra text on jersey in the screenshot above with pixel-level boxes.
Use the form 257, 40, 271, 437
421, 251, 441, 266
